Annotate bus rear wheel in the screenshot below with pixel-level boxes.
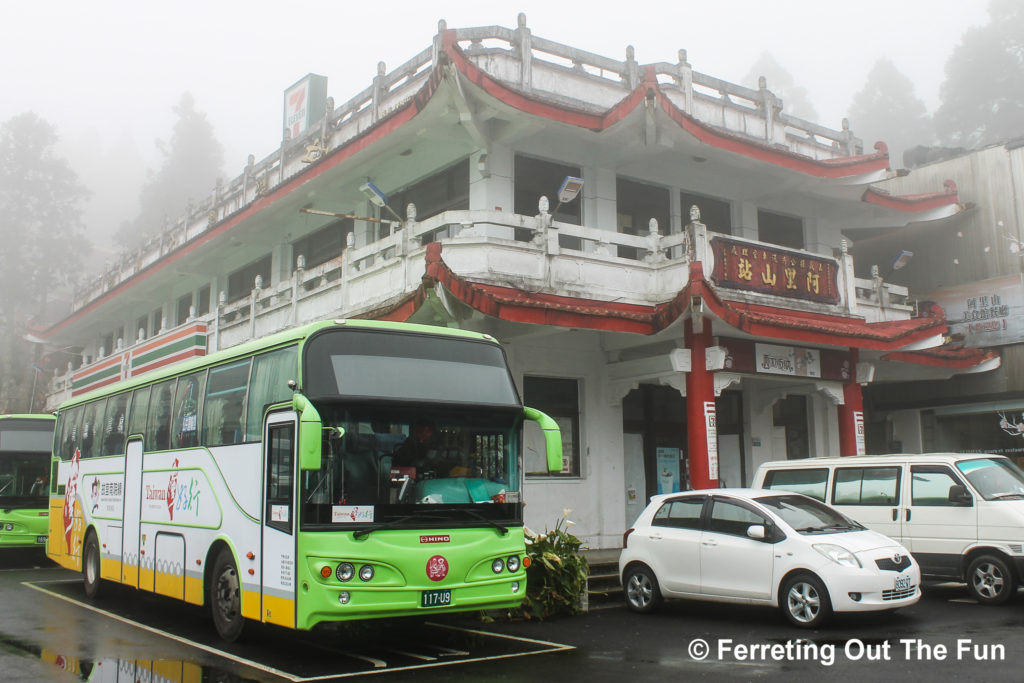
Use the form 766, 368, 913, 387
83, 533, 102, 599
210, 549, 244, 642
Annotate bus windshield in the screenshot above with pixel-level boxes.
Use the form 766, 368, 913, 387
301, 403, 521, 530
0, 418, 53, 509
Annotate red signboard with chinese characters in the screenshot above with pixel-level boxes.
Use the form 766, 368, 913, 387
710, 237, 841, 304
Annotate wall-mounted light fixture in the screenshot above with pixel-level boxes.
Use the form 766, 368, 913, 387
359, 181, 403, 222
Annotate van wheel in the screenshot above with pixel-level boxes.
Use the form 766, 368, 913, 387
782, 573, 831, 628
966, 555, 1016, 605
82, 533, 102, 599
623, 565, 662, 613
210, 549, 245, 641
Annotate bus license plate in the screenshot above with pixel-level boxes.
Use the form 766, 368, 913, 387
36, 536, 46, 544
894, 574, 912, 591
421, 589, 451, 607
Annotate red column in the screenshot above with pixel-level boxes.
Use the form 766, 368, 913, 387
685, 318, 719, 489
837, 349, 865, 456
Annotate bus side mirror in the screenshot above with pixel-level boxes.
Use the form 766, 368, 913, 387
292, 393, 324, 471
522, 406, 562, 474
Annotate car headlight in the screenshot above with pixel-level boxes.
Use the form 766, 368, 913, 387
813, 543, 862, 568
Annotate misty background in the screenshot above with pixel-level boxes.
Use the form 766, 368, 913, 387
2, 0, 1023, 411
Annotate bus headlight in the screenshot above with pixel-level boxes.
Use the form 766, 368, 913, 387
506, 555, 520, 572
336, 562, 355, 582
359, 564, 374, 582
338, 591, 351, 604
491, 558, 505, 574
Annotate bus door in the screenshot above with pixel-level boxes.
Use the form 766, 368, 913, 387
121, 438, 143, 588
261, 412, 298, 629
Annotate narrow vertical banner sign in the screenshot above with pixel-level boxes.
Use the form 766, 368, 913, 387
853, 411, 866, 455
704, 401, 719, 481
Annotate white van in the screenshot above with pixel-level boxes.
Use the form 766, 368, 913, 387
752, 453, 1024, 605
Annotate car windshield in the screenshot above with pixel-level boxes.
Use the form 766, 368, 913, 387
956, 458, 1024, 501
754, 493, 863, 534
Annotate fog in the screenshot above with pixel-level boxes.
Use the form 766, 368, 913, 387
1, 0, 990, 255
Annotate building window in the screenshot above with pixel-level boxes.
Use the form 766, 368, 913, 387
514, 155, 582, 244
177, 292, 193, 325
387, 159, 470, 241
227, 254, 272, 303
523, 376, 581, 477
617, 178, 670, 260
758, 209, 804, 250
150, 307, 163, 336
681, 190, 731, 234
292, 218, 350, 269
196, 285, 211, 317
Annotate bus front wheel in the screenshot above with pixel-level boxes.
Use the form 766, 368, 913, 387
210, 548, 245, 642
82, 533, 102, 599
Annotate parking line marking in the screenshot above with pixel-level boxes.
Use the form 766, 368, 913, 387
24, 580, 575, 680
24, 579, 305, 682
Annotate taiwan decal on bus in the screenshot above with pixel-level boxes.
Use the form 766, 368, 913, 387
47, 319, 563, 641
0, 414, 55, 549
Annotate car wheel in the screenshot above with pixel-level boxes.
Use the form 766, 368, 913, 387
210, 548, 245, 641
781, 573, 831, 628
623, 565, 662, 613
966, 555, 1016, 605
82, 532, 102, 599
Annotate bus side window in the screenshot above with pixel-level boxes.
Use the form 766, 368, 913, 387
205, 359, 251, 447
147, 379, 177, 451
128, 385, 151, 441
172, 371, 206, 450
80, 399, 107, 459
57, 406, 83, 461
101, 392, 131, 456
246, 346, 298, 441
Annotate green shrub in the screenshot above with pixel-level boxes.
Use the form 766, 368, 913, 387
517, 509, 589, 620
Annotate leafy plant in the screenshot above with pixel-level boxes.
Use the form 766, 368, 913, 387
516, 509, 589, 620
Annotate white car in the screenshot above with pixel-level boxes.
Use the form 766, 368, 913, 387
619, 488, 920, 627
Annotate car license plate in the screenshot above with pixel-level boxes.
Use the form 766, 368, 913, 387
36, 536, 47, 544
421, 589, 451, 607
894, 574, 912, 591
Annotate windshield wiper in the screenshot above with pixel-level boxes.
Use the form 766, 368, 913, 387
459, 508, 509, 536
796, 523, 860, 533
351, 513, 448, 540
989, 492, 1024, 500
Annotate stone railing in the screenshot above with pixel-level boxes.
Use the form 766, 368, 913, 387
70, 14, 862, 315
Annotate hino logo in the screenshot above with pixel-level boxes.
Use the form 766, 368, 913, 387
892, 553, 902, 565
420, 534, 451, 544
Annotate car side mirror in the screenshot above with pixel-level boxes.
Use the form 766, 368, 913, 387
746, 524, 767, 540
948, 484, 972, 506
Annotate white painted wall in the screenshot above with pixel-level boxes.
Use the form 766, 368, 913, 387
507, 330, 626, 550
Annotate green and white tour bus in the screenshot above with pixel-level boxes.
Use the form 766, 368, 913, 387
47, 320, 562, 640
0, 414, 55, 549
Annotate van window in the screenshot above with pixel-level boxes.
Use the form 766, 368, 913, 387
956, 458, 1024, 501
652, 497, 704, 530
911, 466, 969, 506
762, 468, 827, 502
833, 467, 900, 505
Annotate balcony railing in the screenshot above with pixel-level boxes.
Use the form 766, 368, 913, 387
69, 15, 863, 316
48, 208, 918, 409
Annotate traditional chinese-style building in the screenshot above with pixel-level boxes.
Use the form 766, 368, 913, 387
37, 16, 998, 548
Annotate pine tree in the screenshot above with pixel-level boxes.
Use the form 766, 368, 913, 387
0, 113, 89, 411
117, 93, 225, 246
